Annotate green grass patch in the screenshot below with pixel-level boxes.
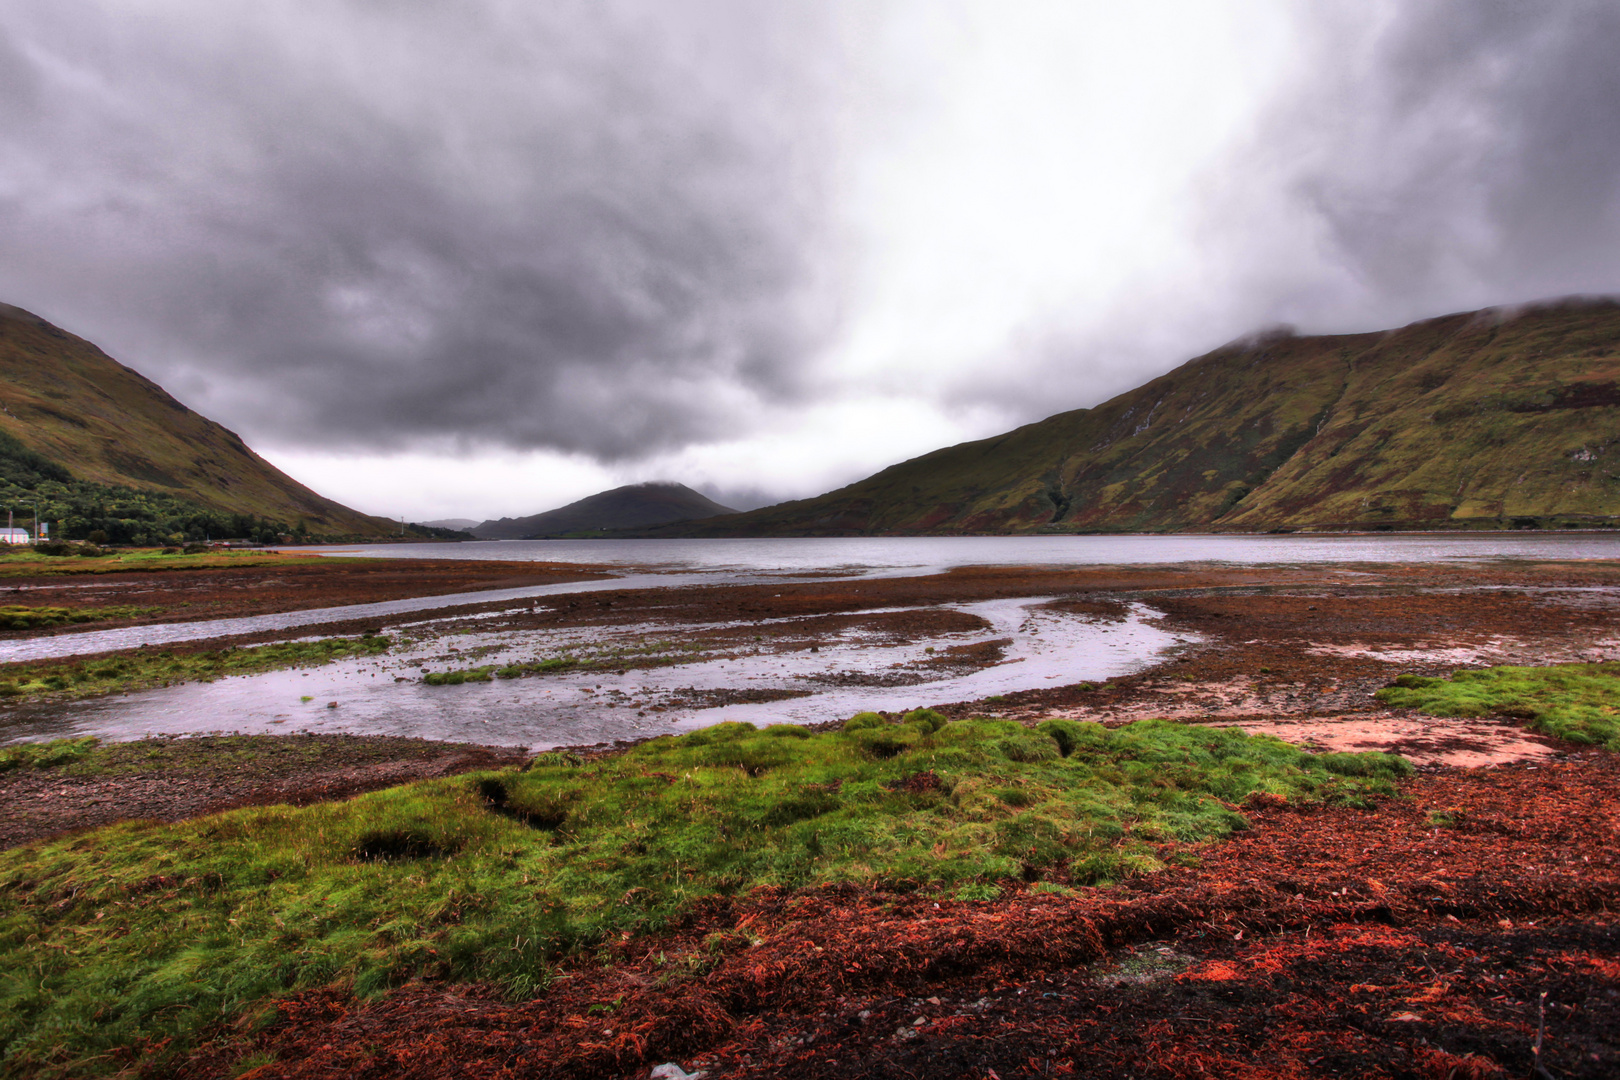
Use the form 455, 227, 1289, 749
1376, 662, 1620, 750
0, 635, 391, 702
0, 715, 1407, 1075
0, 737, 100, 773
0, 605, 153, 631
423, 640, 709, 685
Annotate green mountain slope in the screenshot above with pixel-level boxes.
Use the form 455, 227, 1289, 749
659, 299, 1620, 535
0, 303, 397, 538
474, 482, 736, 538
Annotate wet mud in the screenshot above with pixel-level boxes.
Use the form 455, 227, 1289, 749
0, 555, 606, 637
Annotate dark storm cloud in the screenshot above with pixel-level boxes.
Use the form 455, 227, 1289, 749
1234, 0, 1620, 324
0, 1, 838, 458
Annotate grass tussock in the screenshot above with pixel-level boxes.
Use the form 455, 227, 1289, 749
0, 714, 1409, 1076
0, 605, 152, 631
0, 634, 391, 702
1376, 662, 1620, 749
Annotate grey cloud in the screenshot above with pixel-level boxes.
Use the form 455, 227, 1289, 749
0, 1, 839, 458
1248, 0, 1620, 322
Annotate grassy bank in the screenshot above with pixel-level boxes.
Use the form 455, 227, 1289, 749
0, 713, 1409, 1075
0, 634, 391, 702
1377, 662, 1620, 749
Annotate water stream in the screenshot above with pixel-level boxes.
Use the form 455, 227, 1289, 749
4, 532, 1615, 748
0, 596, 1191, 749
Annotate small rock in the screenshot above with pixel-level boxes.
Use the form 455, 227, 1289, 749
650, 1065, 705, 1080
326, 701, 339, 709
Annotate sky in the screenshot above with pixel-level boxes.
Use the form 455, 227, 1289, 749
3, 1, 1620, 523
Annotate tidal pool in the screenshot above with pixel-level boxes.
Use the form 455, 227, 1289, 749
0, 596, 1194, 749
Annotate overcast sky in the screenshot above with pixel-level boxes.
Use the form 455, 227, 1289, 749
4, 1, 1619, 522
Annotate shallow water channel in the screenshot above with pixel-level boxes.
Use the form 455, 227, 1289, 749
7, 531, 1616, 749
0, 595, 1192, 749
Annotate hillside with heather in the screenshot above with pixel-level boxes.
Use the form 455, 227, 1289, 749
0, 303, 401, 540
653, 299, 1620, 535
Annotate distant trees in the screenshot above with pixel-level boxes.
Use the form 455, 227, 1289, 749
0, 429, 292, 544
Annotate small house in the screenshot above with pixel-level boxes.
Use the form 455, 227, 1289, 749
0, 528, 31, 545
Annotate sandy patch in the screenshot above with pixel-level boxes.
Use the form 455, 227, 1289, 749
1204, 712, 1564, 768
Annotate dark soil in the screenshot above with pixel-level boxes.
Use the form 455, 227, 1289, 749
173, 752, 1620, 1080
0, 555, 604, 637
0, 734, 529, 849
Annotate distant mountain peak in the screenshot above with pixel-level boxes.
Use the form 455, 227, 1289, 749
473, 482, 736, 538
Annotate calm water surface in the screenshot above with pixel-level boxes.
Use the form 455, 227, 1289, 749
299, 532, 1620, 575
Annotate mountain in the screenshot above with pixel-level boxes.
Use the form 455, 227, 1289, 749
650, 298, 1620, 536
473, 482, 737, 538
416, 518, 479, 532
0, 303, 399, 538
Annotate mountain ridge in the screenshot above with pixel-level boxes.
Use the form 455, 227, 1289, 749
641, 298, 1620, 536
0, 303, 402, 538
473, 482, 736, 538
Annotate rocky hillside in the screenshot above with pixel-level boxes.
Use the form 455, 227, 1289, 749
657, 298, 1620, 535
474, 482, 736, 538
0, 303, 396, 537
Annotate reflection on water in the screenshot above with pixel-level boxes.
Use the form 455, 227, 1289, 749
0, 598, 1194, 749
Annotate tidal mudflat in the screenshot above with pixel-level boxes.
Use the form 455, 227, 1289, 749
0, 544, 1617, 1078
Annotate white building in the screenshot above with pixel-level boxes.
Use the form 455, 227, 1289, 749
0, 528, 30, 545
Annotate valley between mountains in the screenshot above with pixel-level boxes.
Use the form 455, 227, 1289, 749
0, 299, 1615, 1079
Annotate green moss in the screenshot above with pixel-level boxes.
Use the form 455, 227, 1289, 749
0, 715, 1408, 1075
1376, 662, 1620, 749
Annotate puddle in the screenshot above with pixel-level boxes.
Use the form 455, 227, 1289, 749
0, 598, 1195, 749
